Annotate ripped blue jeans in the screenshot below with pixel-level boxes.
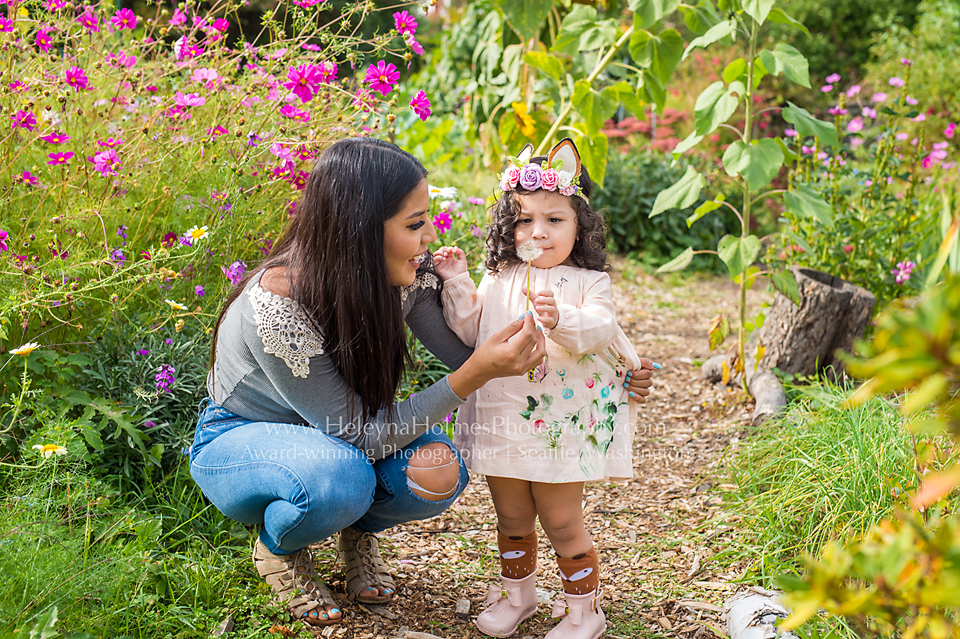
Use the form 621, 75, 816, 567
189, 400, 469, 555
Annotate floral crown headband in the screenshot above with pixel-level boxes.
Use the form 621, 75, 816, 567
498, 138, 585, 199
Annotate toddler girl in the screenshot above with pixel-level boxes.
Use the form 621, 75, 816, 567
433, 139, 656, 639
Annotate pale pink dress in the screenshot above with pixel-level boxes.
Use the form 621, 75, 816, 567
441, 264, 641, 483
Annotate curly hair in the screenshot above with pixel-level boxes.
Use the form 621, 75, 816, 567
485, 156, 608, 274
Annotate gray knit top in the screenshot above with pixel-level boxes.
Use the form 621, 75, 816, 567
206, 269, 472, 459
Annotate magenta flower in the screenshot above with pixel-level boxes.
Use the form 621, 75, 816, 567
207, 125, 229, 137
169, 7, 187, 26
36, 27, 52, 52
393, 10, 418, 36
174, 91, 205, 107
280, 104, 310, 121
846, 85, 861, 97
44, 0, 67, 9
9, 80, 28, 93
194, 285, 205, 297
97, 137, 124, 147
76, 7, 99, 33
0, 16, 13, 32
889, 77, 905, 88
192, 68, 218, 84
365, 60, 399, 95
11, 110, 37, 131
410, 90, 431, 121
65, 66, 90, 92
0, 229, 7, 252
862, 106, 877, 119
892, 260, 916, 285
90, 148, 120, 175
820, 84, 833, 93
47, 151, 74, 165
825, 73, 841, 84
946, 123, 956, 139
283, 64, 324, 103
110, 8, 137, 30
784, 129, 798, 137
318, 61, 337, 83
222, 260, 247, 285
433, 211, 452, 234
906, 95, 918, 106
873, 92, 887, 103
468, 197, 485, 205
108, 51, 137, 68
211, 18, 229, 32
20, 171, 38, 186
846, 117, 864, 133
292, 0, 326, 6
406, 34, 424, 56
270, 143, 294, 162
901, 57, 912, 66
155, 365, 176, 392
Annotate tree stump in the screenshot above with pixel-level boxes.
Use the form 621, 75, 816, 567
756, 266, 876, 378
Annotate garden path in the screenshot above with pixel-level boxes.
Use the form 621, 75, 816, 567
303, 260, 772, 639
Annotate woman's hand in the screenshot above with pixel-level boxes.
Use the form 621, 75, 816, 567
432, 246, 467, 281
447, 312, 546, 399
623, 358, 660, 404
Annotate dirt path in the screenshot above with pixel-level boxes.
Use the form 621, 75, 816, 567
301, 260, 772, 639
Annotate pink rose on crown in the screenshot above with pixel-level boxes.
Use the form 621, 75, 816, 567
501, 165, 521, 190
541, 168, 560, 191
560, 184, 578, 196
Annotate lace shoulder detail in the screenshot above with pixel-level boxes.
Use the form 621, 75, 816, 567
399, 271, 439, 305
247, 284, 325, 378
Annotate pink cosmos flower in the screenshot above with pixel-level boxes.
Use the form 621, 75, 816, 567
873, 92, 887, 103
889, 77, 905, 87
895, 132, 909, 141
318, 61, 337, 83
0, 16, 13, 32
828, 105, 848, 116
192, 68, 219, 84
468, 197, 485, 205
107, 50, 137, 68
44, 0, 67, 10
825, 73, 841, 84
207, 125, 228, 137
846, 117, 864, 133
110, 8, 137, 30
47, 151, 73, 165
211, 18, 229, 32
169, 8, 187, 26
409, 90, 431, 121
292, 0, 325, 6
9, 80, 28, 93
20, 170, 38, 186
393, 10, 417, 36
0, 229, 6, 252
914, 113, 926, 122
270, 143, 294, 162
98, 138, 124, 147
820, 84, 833, 93
90, 148, 120, 175
846, 85, 861, 97
365, 60, 399, 95
905, 95, 918, 106
36, 27, 52, 52
65, 66, 90, 91
174, 91, 205, 107
405, 34, 424, 56
946, 123, 957, 139
353, 87, 375, 111
11, 110, 36, 131
283, 63, 323, 103
40, 132, 70, 143
862, 107, 877, 119
280, 104, 310, 121
76, 7, 99, 33
784, 129, 798, 137
433, 211, 452, 234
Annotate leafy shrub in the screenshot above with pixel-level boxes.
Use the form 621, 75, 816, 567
592, 150, 741, 270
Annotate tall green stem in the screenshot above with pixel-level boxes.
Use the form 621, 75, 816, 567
534, 25, 636, 156
739, 18, 758, 387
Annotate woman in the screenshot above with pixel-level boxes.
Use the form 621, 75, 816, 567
189, 138, 654, 628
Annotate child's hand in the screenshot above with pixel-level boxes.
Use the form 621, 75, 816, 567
521, 287, 559, 330
432, 246, 467, 281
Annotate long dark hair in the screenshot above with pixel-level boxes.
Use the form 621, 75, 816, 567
210, 137, 430, 421
485, 156, 607, 274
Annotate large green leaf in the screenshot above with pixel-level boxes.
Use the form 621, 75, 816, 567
721, 138, 784, 189
573, 80, 620, 135
473, 12, 503, 83
679, 2, 722, 35
782, 102, 839, 148
771, 269, 802, 306
784, 185, 834, 227
656, 247, 695, 273
606, 81, 647, 118
767, 8, 810, 35
651, 166, 705, 217
580, 19, 619, 51
629, 0, 681, 29
629, 28, 684, 85
641, 70, 668, 115
673, 130, 704, 155
742, 0, 775, 25
757, 43, 810, 88
551, 5, 596, 54
722, 58, 747, 84
687, 195, 725, 227
573, 130, 608, 188
496, 0, 552, 41
681, 19, 736, 60
523, 51, 565, 80
717, 234, 762, 278
693, 80, 743, 136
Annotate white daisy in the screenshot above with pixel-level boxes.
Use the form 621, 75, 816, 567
10, 342, 40, 356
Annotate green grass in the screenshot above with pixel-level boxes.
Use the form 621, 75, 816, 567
722, 383, 935, 583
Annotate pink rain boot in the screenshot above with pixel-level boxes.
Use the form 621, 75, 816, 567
476, 571, 539, 637
545, 589, 606, 639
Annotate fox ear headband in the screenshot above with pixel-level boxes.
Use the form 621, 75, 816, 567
498, 137, 584, 198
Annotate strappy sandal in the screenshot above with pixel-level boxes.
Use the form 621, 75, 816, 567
338, 526, 397, 604
253, 537, 342, 627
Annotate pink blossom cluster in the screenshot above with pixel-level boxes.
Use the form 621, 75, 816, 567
892, 260, 916, 285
